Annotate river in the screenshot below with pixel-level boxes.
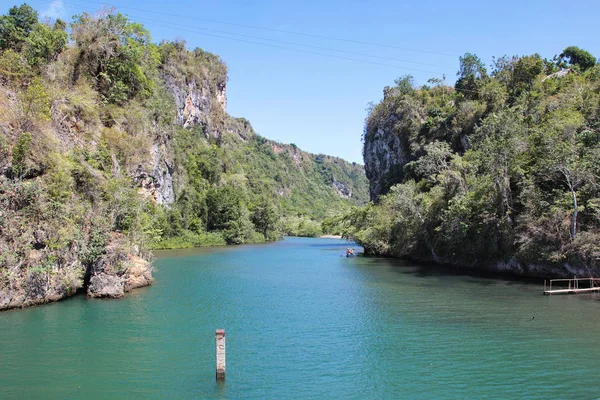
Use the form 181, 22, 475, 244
1, 237, 600, 399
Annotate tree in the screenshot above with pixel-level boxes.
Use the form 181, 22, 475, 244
0, 4, 38, 51
251, 197, 281, 241
206, 185, 253, 243
537, 110, 592, 241
455, 53, 487, 99
18, 76, 51, 130
458, 53, 487, 80
559, 46, 597, 72
394, 74, 415, 95
511, 54, 544, 93
24, 20, 68, 68
11, 132, 31, 179
408, 141, 452, 182
71, 11, 159, 104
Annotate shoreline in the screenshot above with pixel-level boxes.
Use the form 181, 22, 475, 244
319, 234, 343, 239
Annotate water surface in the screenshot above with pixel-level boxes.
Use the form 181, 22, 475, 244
1, 237, 600, 399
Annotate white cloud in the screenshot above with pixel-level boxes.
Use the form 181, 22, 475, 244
41, 0, 66, 20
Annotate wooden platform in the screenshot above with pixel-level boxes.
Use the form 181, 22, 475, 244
543, 277, 600, 295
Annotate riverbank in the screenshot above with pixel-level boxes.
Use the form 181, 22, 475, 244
0, 234, 153, 312
319, 234, 342, 239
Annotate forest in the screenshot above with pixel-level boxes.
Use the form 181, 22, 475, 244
326, 47, 600, 275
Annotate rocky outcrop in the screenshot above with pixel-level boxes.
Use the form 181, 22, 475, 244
88, 274, 124, 298
135, 134, 175, 205
0, 262, 84, 310
333, 179, 352, 199
363, 121, 411, 201
363, 91, 426, 201
0, 230, 153, 310
87, 233, 153, 299
162, 74, 227, 137
125, 256, 154, 291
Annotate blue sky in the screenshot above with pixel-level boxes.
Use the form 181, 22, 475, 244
21, 0, 600, 163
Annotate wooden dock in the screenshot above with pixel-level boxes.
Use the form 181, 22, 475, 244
543, 277, 600, 295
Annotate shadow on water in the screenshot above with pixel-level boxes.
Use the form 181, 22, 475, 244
360, 256, 542, 287
307, 243, 353, 248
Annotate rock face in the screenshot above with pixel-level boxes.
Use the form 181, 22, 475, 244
87, 233, 153, 299
363, 121, 411, 201
333, 179, 352, 199
0, 263, 84, 310
0, 232, 153, 310
162, 74, 227, 137
363, 92, 425, 201
88, 274, 124, 298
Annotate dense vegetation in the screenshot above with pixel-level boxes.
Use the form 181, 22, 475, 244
328, 48, 600, 275
0, 4, 367, 303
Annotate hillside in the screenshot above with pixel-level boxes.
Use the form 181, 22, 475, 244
333, 50, 600, 278
0, 5, 367, 310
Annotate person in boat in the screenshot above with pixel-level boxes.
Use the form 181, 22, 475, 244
346, 248, 355, 257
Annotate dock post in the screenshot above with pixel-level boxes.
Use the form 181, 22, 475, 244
216, 329, 226, 381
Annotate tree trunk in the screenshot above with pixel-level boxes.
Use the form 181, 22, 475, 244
562, 169, 578, 242
569, 184, 577, 241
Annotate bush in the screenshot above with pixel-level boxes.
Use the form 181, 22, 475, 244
11, 132, 31, 179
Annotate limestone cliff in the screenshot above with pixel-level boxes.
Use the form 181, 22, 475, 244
357, 71, 600, 279
0, 13, 368, 311
363, 89, 428, 201
363, 115, 411, 201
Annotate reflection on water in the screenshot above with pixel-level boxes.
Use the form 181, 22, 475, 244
1, 237, 600, 399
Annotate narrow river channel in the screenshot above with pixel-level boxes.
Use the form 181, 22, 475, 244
1, 237, 599, 399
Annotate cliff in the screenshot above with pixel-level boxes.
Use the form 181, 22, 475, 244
356, 54, 600, 278
0, 6, 368, 310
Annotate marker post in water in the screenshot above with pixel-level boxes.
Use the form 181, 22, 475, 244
216, 329, 226, 380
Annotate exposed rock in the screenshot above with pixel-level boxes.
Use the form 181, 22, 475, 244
125, 256, 154, 291
333, 179, 352, 199
162, 73, 225, 137
216, 82, 227, 110
151, 138, 175, 205
541, 68, 572, 82
86, 233, 153, 299
0, 262, 85, 311
88, 274, 124, 298
363, 123, 411, 201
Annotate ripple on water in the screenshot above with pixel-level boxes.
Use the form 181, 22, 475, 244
2, 237, 600, 399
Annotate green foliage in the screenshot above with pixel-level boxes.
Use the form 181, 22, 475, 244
456, 53, 487, 98
251, 197, 282, 241
71, 11, 159, 104
159, 40, 227, 96
11, 132, 31, 179
511, 54, 544, 94
559, 46, 597, 72
24, 20, 68, 68
352, 45, 600, 270
283, 216, 322, 237
45, 153, 75, 202
0, 48, 32, 84
19, 76, 50, 127
0, 4, 38, 51
151, 231, 226, 249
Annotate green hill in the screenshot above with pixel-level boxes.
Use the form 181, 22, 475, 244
337, 50, 600, 278
0, 4, 367, 309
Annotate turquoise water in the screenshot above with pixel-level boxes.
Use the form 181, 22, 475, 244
2, 237, 600, 399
